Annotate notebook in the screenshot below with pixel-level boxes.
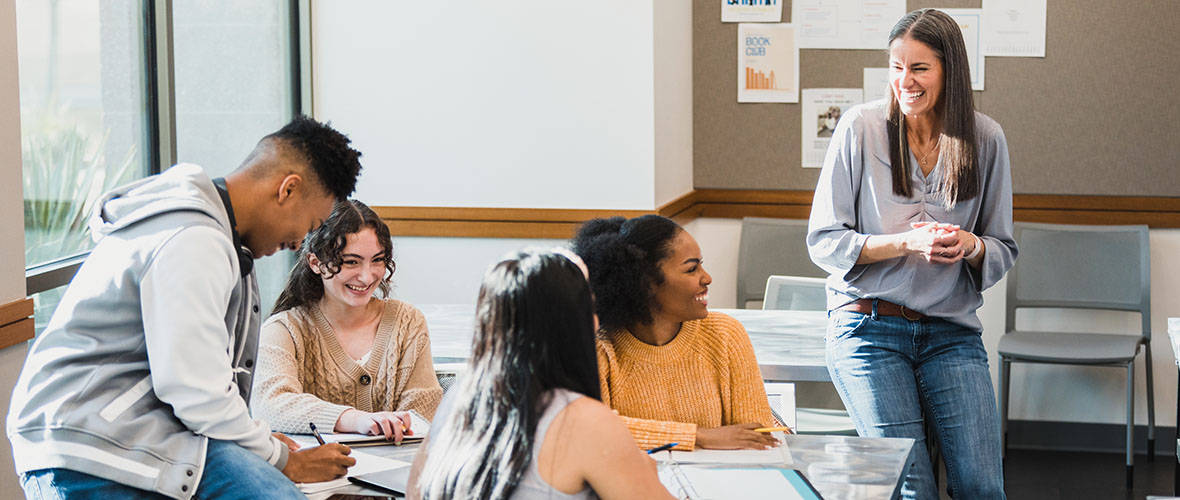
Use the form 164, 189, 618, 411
295, 450, 408, 498
348, 465, 412, 496
324, 410, 430, 447
659, 465, 824, 500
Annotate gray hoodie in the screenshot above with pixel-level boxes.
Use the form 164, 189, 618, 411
8, 164, 288, 499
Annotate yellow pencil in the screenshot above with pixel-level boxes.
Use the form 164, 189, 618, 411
754, 426, 792, 433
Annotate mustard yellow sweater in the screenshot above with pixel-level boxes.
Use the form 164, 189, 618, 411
596, 311, 776, 450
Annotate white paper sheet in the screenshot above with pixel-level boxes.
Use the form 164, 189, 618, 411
982, 0, 1046, 57
801, 88, 863, 168
737, 23, 799, 103
862, 67, 889, 103
793, 0, 905, 50
941, 9, 985, 91
653, 446, 794, 465
722, 0, 784, 23
286, 441, 410, 499
662, 467, 812, 500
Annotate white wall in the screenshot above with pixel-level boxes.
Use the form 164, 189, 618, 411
0, 0, 29, 496
312, 1, 662, 210
388, 236, 565, 305
652, 0, 694, 208
685, 217, 1180, 428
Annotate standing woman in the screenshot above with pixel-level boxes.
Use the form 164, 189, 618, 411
807, 9, 1016, 500
253, 200, 443, 442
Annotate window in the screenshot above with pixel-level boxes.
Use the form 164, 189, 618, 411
172, 1, 298, 316
18, 0, 151, 330
21, 0, 302, 331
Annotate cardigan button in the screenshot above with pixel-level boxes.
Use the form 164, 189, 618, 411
359, 374, 371, 385
244, 359, 254, 368
186, 470, 194, 477
182, 485, 189, 492
252, 305, 260, 313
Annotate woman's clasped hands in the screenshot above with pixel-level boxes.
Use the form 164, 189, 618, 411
905, 221, 976, 264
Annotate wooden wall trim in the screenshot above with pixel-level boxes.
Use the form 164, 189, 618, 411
0, 298, 34, 350
375, 191, 1180, 239
375, 206, 658, 239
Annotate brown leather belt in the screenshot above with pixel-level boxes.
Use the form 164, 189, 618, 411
837, 298, 927, 321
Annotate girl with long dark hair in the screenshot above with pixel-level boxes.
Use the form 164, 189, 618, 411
410, 249, 674, 500
808, 9, 1017, 499
252, 199, 442, 442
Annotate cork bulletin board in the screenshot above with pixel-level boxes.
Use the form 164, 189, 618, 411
693, 0, 1180, 197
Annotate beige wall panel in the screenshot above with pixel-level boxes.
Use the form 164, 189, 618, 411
694, 0, 1180, 196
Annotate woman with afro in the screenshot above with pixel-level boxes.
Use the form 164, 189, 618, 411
571, 215, 781, 451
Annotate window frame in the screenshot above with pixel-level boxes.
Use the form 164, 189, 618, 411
23, 0, 307, 296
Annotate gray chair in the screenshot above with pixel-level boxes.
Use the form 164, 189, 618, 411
998, 222, 1154, 488
763, 275, 827, 312
434, 362, 466, 394
736, 217, 826, 309
762, 275, 856, 436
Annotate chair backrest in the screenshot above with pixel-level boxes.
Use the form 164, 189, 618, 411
763, 275, 827, 311
434, 362, 467, 394
1005, 222, 1151, 339
736, 217, 826, 308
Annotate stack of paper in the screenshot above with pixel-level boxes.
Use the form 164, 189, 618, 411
295, 449, 409, 500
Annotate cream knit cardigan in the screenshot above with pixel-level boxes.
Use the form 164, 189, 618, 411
251, 299, 443, 434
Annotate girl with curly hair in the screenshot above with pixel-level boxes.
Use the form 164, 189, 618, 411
570, 215, 780, 451
252, 199, 443, 443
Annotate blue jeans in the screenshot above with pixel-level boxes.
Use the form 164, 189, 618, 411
826, 306, 1005, 500
20, 439, 304, 500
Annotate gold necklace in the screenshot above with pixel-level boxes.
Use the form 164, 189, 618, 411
907, 131, 940, 168
917, 144, 939, 167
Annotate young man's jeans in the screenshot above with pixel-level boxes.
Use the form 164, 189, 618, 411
20, 439, 304, 500
827, 306, 1006, 500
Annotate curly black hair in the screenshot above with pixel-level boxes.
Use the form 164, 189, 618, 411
569, 214, 682, 332
271, 199, 396, 314
266, 115, 362, 200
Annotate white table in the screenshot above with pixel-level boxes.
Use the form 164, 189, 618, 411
419, 304, 832, 383
331, 434, 914, 500
321, 306, 911, 499
713, 308, 830, 382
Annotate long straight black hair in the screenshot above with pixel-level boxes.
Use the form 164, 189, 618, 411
417, 249, 600, 500
271, 199, 395, 314
886, 8, 979, 208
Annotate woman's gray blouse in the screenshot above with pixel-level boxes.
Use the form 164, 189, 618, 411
806, 100, 1018, 331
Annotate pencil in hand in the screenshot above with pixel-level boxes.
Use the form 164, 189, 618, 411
309, 422, 327, 445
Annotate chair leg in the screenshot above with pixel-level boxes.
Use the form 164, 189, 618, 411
999, 358, 1011, 459
1146, 343, 1156, 461
1127, 362, 1135, 489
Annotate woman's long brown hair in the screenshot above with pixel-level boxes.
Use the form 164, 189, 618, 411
886, 9, 979, 209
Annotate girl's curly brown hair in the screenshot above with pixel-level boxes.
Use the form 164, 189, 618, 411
271, 199, 396, 315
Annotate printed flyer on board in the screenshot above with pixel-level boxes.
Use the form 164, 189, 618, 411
801, 88, 863, 168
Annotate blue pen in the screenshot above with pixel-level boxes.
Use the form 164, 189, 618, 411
646, 442, 678, 454
309, 422, 326, 445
